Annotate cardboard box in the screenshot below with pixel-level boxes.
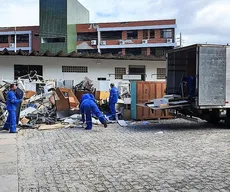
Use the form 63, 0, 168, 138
123, 109, 131, 120
154, 98, 169, 107
21, 117, 29, 125
24, 91, 36, 99
95, 91, 110, 101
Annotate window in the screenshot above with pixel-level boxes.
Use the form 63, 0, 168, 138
160, 29, 173, 38
41, 37, 65, 43
129, 65, 146, 81
150, 48, 166, 57
142, 48, 147, 55
97, 78, 106, 80
101, 48, 122, 55
150, 30, 155, 39
143, 30, 148, 39
77, 32, 98, 41
157, 68, 166, 79
127, 30, 138, 39
62, 66, 88, 73
101, 31, 122, 40
78, 49, 98, 54
0, 35, 8, 43
115, 67, 126, 79
14, 65, 43, 80
11, 34, 29, 43
126, 48, 142, 55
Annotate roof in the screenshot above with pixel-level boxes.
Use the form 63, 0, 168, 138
76, 19, 176, 32
79, 19, 176, 27
167, 44, 229, 53
0, 49, 166, 61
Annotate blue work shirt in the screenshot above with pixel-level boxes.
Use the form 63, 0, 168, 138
80, 93, 95, 104
6, 90, 21, 111
80, 93, 96, 113
109, 87, 118, 103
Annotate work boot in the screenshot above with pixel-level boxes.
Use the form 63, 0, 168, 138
103, 122, 107, 128
9, 131, 18, 133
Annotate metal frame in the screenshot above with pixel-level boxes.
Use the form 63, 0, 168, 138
0, 30, 32, 53
0, 30, 32, 35
98, 42, 176, 49
98, 24, 177, 32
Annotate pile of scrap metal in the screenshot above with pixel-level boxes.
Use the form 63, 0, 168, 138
19, 86, 80, 128
75, 77, 96, 92
0, 72, 80, 129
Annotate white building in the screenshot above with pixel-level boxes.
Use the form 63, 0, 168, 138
0, 54, 166, 87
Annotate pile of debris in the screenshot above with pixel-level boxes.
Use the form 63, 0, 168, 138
75, 77, 96, 92
0, 71, 82, 129
0, 73, 128, 130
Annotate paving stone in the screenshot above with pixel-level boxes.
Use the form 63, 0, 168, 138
17, 120, 230, 191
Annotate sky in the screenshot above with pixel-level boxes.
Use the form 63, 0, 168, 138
0, 0, 229, 46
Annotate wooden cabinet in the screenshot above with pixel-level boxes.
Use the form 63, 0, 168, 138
131, 81, 172, 120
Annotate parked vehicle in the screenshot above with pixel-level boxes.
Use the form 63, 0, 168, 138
145, 44, 230, 125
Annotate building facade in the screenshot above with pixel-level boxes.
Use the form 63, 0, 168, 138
0, 0, 89, 53
39, 0, 89, 53
77, 20, 176, 56
0, 19, 176, 55
0, 26, 40, 52
0, 55, 166, 85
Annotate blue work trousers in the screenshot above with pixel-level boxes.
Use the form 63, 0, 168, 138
83, 104, 107, 129
3, 110, 17, 133
109, 102, 116, 120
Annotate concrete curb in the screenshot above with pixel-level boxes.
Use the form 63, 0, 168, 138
0, 132, 18, 192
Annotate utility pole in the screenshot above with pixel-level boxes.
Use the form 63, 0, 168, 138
176, 33, 183, 48
14, 27, 17, 53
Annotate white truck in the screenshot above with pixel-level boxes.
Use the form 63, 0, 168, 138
146, 44, 230, 125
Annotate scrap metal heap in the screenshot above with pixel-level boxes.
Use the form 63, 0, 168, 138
0, 72, 130, 129
0, 71, 82, 129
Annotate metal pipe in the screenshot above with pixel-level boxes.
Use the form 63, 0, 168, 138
14, 27, 17, 53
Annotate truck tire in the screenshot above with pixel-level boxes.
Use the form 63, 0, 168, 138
225, 110, 230, 127
203, 110, 220, 124
207, 118, 220, 124
225, 118, 230, 127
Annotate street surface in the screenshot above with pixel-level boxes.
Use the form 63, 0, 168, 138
0, 132, 18, 192
4, 119, 230, 192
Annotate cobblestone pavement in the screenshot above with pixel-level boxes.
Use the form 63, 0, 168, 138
17, 119, 230, 192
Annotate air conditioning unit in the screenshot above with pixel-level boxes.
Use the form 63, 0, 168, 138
119, 40, 125, 45
100, 41, 106, 45
167, 39, 173, 43
9, 43, 15, 48
142, 40, 148, 44
91, 40, 97, 45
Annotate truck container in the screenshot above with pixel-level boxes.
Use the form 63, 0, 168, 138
166, 44, 230, 124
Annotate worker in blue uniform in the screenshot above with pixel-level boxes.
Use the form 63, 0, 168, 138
80, 93, 107, 130
109, 83, 119, 120
2, 84, 22, 133
183, 76, 196, 100
80, 93, 95, 103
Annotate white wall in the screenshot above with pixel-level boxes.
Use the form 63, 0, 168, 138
67, 0, 89, 24
0, 56, 166, 87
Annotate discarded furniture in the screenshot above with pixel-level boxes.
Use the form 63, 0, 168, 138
55, 87, 79, 111
131, 81, 172, 120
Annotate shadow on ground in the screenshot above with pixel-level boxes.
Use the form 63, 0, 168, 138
125, 119, 228, 132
